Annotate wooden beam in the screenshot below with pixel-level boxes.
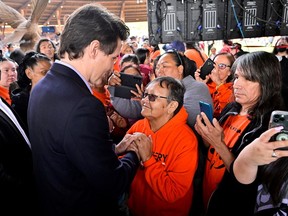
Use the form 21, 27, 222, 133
44, 0, 65, 25
119, 0, 125, 22
16, 0, 30, 10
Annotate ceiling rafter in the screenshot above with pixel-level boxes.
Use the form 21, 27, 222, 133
44, 0, 66, 25
1, 0, 148, 26
120, 0, 126, 21
16, 0, 30, 10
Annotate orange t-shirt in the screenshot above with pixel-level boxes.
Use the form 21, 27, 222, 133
0, 86, 11, 105
184, 49, 208, 69
203, 114, 250, 208
91, 86, 110, 107
207, 82, 234, 118
113, 56, 121, 73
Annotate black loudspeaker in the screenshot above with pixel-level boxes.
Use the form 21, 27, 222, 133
264, 0, 282, 36
186, 0, 202, 41
280, 0, 288, 35
147, 0, 162, 44
147, 0, 287, 43
161, 0, 186, 43
201, 0, 226, 41
227, 0, 266, 39
227, 0, 244, 39
241, 0, 265, 38
147, 0, 186, 44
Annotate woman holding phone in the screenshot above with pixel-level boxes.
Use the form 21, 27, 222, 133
194, 51, 286, 215
195, 52, 235, 118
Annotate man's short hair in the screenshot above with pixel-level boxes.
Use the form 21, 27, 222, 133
58, 3, 130, 60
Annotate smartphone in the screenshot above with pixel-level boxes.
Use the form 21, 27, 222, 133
108, 73, 143, 99
200, 58, 215, 80
199, 101, 213, 123
268, 110, 288, 147
120, 73, 143, 89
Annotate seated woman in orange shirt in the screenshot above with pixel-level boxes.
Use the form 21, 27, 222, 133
127, 76, 199, 216
195, 52, 235, 118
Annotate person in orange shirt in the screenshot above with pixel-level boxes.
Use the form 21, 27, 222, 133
113, 42, 135, 73
194, 51, 285, 215
195, 52, 235, 118
149, 43, 161, 67
127, 76, 199, 216
184, 41, 208, 69
0, 58, 18, 105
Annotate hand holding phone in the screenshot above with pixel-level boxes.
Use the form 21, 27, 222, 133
199, 101, 213, 124
199, 58, 215, 80
108, 73, 143, 99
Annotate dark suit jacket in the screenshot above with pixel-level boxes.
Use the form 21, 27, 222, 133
28, 62, 139, 216
0, 97, 39, 215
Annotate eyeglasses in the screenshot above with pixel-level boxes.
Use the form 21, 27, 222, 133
142, 92, 169, 102
166, 49, 183, 66
217, 63, 231, 70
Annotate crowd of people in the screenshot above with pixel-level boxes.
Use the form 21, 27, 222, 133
0, 2, 288, 216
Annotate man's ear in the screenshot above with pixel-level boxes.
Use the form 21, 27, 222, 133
89, 40, 100, 58
167, 100, 179, 114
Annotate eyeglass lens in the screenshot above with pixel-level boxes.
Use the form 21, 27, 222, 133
143, 93, 157, 102
218, 63, 230, 69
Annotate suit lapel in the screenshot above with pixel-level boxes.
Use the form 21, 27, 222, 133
0, 97, 29, 136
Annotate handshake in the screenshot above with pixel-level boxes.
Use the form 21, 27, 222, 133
115, 132, 153, 163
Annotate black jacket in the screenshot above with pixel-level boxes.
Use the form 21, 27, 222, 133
0, 97, 39, 215
28, 62, 139, 216
205, 102, 272, 216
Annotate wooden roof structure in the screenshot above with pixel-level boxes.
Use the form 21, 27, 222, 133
1, 0, 148, 27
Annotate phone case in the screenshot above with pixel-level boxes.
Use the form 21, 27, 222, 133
269, 110, 288, 145
200, 58, 214, 80
120, 73, 143, 89
108, 73, 143, 99
199, 101, 213, 123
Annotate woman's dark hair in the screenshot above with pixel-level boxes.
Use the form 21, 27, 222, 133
147, 76, 185, 115
135, 48, 150, 64
186, 41, 206, 62
36, 38, 57, 52
120, 54, 139, 68
163, 50, 197, 79
9, 48, 25, 66
152, 54, 161, 77
272, 36, 288, 55
213, 52, 235, 82
151, 43, 160, 51
35, 38, 59, 61
17, 51, 51, 88
231, 51, 283, 118
59, 3, 130, 60
120, 64, 141, 76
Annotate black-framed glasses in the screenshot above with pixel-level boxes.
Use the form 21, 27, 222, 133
217, 63, 231, 70
142, 92, 169, 102
166, 49, 183, 66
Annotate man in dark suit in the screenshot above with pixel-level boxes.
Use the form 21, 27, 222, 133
27, 3, 152, 216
